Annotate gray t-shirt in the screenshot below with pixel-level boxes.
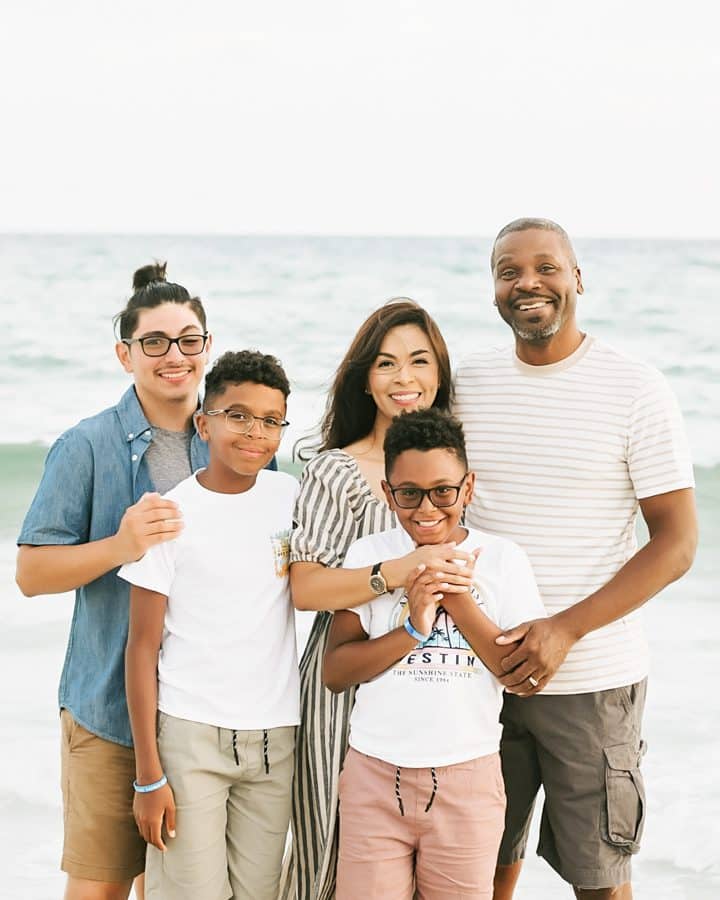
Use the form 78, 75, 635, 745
145, 427, 193, 495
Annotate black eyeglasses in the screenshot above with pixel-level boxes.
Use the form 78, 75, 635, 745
122, 333, 209, 357
204, 408, 290, 436
386, 475, 468, 509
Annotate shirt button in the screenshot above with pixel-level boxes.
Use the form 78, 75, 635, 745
131, 454, 138, 462
128, 432, 134, 439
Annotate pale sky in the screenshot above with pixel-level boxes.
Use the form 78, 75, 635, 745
1, 0, 718, 237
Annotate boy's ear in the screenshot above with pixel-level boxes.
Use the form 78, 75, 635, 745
462, 471, 476, 506
195, 410, 210, 441
381, 478, 394, 508
115, 340, 133, 374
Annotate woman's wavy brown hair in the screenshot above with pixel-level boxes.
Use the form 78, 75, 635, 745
299, 298, 451, 458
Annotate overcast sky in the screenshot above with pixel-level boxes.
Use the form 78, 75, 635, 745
1, 0, 718, 237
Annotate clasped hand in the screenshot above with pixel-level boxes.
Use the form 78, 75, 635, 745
494, 615, 577, 695
404, 549, 480, 637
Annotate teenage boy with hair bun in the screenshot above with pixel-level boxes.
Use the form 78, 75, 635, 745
121, 350, 299, 900
323, 408, 545, 900
17, 263, 214, 900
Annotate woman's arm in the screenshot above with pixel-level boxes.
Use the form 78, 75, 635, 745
125, 584, 176, 851
292, 544, 477, 612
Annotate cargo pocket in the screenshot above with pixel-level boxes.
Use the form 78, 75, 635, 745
603, 741, 646, 854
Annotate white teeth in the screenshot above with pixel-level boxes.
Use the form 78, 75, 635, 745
391, 393, 421, 401
417, 520, 441, 527
517, 301, 549, 311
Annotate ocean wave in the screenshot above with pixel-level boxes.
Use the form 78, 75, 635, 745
3, 442, 717, 540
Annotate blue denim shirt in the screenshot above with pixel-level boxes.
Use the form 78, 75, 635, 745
17, 386, 211, 747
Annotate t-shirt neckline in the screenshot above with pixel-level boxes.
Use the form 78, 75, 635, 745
512, 334, 594, 376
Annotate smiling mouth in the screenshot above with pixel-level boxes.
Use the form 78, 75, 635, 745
234, 446, 265, 456
158, 368, 192, 381
413, 517, 445, 529
390, 392, 421, 403
514, 299, 554, 312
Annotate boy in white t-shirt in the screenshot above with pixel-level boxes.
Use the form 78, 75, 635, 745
323, 408, 545, 900
120, 350, 299, 900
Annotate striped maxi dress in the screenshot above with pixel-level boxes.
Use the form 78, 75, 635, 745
279, 449, 394, 900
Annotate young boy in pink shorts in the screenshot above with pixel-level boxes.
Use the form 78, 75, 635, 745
323, 408, 545, 899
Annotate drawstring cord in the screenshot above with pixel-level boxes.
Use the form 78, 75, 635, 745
425, 767, 438, 812
263, 729, 270, 774
394, 766, 438, 816
231, 729, 270, 772
395, 767, 405, 816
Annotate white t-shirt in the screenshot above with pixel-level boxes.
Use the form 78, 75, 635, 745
119, 470, 300, 730
453, 336, 695, 695
343, 526, 545, 768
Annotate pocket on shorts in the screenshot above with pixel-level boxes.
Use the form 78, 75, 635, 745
603, 740, 647, 854
156, 711, 170, 740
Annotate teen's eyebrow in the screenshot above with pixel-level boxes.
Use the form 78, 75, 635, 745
138, 325, 205, 338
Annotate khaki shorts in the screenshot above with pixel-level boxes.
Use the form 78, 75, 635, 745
146, 714, 295, 900
60, 709, 145, 883
497, 680, 647, 890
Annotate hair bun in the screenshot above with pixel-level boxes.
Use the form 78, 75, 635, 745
132, 261, 168, 291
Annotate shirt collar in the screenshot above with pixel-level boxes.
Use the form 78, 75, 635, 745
115, 385, 204, 442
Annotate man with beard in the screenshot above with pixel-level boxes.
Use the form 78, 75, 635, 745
453, 218, 697, 900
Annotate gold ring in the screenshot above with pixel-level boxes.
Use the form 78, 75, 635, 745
528, 676, 539, 688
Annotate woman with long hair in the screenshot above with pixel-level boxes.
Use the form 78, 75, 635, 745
280, 299, 477, 900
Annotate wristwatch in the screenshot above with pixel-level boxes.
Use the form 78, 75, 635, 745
369, 562, 388, 595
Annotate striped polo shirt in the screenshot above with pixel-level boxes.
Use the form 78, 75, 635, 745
453, 335, 694, 694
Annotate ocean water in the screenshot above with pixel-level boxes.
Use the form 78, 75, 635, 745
1, 235, 718, 898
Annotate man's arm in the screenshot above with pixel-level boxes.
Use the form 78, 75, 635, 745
497, 487, 698, 694
16, 493, 183, 596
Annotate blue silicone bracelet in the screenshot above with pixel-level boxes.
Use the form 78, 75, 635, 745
133, 774, 168, 793
404, 617, 430, 643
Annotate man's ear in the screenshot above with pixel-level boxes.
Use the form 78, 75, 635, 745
115, 340, 133, 374
575, 267, 584, 295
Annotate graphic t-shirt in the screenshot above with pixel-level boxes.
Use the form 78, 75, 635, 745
119, 470, 300, 730
343, 526, 545, 767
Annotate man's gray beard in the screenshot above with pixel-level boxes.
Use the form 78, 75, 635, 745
512, 316, 562, 342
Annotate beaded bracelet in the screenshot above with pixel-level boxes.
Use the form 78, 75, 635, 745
133, 774, 168, 794
404, 617, 430, 643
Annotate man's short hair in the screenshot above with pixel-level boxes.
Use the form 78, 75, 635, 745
383, 408, 468, 478
203, 350, 290, 409
490, 217, 577, 268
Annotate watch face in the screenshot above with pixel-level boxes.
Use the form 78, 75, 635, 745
369, 574, 386, 595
